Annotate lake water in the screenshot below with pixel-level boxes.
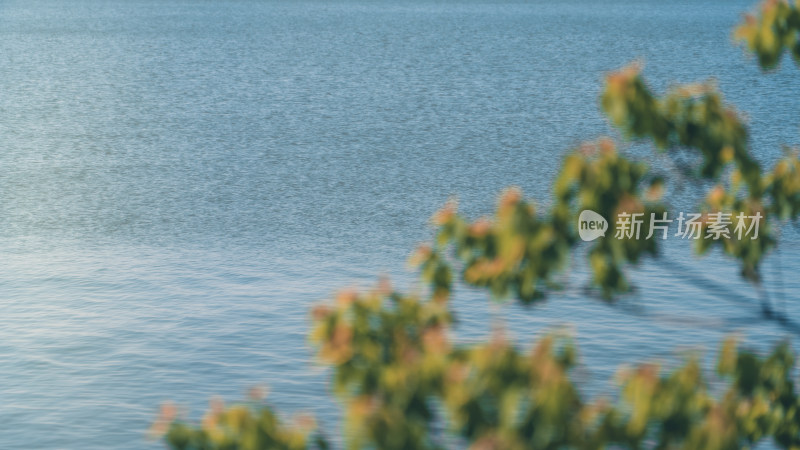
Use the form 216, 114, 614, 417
1, 0, 799, 448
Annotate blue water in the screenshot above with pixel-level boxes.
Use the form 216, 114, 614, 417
1, 0, 799, 448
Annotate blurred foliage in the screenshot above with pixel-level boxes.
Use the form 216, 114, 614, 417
156, 396, 324, 450
601, 64, 759, 188
159, 1, 800, 448
414, 140, 667, 300
161, 287, 800, 449
414, 0, 800, 294
735, 0, 800, 69
310, 286, 451, 450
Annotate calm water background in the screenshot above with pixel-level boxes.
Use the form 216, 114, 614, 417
1, 0, 799, 448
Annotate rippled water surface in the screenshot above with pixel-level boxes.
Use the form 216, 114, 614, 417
1, 0, 799, 448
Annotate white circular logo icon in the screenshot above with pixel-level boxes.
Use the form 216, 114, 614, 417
578, 210, 608, 241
